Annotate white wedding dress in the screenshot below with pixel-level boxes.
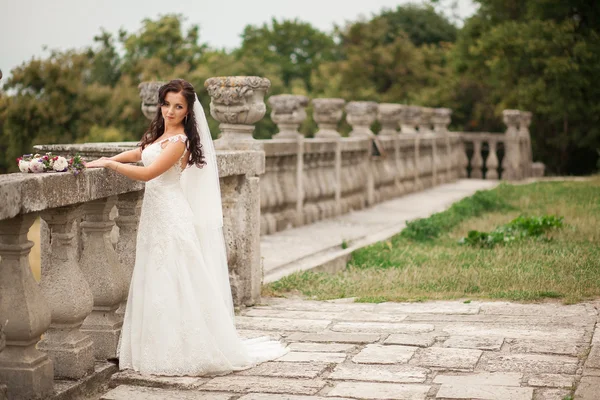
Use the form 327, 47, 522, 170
118, 131, 288, 376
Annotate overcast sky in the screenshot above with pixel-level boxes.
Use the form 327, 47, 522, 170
1, 0, 477, 79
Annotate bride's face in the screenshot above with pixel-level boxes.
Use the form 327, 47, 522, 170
161, 91, 189, 127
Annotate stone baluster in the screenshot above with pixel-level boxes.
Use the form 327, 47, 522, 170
433, 108, 452, 134
0, 214, 54, 400
80, 196, 126, 360
346, 101, 378, 137
502, 110, 522, 180
486, 139, 499, 180
377, 104, 404, 136
37, 206, 95, 379
459, 138, 469, 179
377, 104, 403, 193
269, 94, 309, 139
313, 98, 345, 138
418, 107, 434, 133
400, 105, 421, 134
519, 111, 533, 178
115, 191, 143, 313
205, 76, 268, 306
471, 139, 484, 179
433, 108, 453, 183
205, 76, 271, 150
138, 81, 166, 120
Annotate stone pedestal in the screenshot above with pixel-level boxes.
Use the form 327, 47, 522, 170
519, 111, 533, 178
0, 214, 54, 400
115, 191, 143, 315
346, 102, 377, 137
502, 110, 522, 180
38, 205, 95, 379
269, 94, 309, 139
313, 98, 345, 138
400, 106, 421, 134
205, 76, 271, 150
377, 104, 403, 136
80, 197, 125, 360
418, 107, 434, 133
138, 81, 166, 120
433, 108, 452, 134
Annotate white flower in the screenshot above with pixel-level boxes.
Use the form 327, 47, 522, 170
53, 156, 69, 172
18, 160, 31, 173
29, 159, 45, 173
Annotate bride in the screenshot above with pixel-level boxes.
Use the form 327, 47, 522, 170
86, 79, 288, 376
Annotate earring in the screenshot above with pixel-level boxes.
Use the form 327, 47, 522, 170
184, 115, 188, 125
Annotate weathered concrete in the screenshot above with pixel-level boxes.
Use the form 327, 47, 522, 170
99, 297, 597, 400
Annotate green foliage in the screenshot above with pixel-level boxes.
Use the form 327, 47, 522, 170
237, 18, 337, 92
460, 215, 564, 248
400, 188, 513, 241
2, 3, 600, 174
377, 4, 458, 46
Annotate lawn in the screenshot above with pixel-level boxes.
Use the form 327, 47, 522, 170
263, 177, 600, 304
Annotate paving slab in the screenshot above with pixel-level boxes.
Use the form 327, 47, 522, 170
411, 347, 482, 370
287, 342, 356, 353
329, 364, 429, 383
526, 374, 575, 388
352, 344, 416, 364
101, 385, 233, 400
326, 382, 431, 400
442, 335, 504, 351
286, 332, 380, 344
384, 333, 437, 347
331, 322, 434, 334
277, 351, 347, 363
201, 376, 327, 395
238, 395, 353, 400
481, 354, 579, 374
435, 384, 533, 400
533, 388, 572, 400
110, 370, 208, 389
433, 372, 522, 386
236, 362, 329, 379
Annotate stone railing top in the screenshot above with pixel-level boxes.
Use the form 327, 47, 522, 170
3, 146, 264, 221
458, 132, 508, 142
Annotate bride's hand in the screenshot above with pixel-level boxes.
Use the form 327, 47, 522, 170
86, 157, 110, 168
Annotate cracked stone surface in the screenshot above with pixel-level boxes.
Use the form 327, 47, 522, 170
99, 297, 599, 400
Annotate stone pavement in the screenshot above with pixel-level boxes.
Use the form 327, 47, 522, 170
261, 179, 499, 284
101, 297, 600, 400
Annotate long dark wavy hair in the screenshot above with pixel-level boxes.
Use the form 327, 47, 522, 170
139, 79, 205, 168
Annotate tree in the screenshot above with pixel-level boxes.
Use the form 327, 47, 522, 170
449, 0, 600, 174
237, 18, 337, 92
377, 4, 458, 46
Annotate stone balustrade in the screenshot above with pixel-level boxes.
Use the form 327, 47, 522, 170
0, 144, 264, 400
0, 75, 539, 398
458, 110, 539, 180
259, 102, 470, 235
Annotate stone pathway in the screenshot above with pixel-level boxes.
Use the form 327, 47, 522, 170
101, 297, 600, 400
261, 179, 499, 283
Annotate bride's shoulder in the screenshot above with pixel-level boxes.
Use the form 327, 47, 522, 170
168, 133, 188, 142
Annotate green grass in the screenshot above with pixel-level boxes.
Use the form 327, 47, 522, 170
263, 177, 600, 304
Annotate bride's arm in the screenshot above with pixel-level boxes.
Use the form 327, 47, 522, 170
109, 147, 142, 163
90, 141, 186, 182
86, 147, 141, 168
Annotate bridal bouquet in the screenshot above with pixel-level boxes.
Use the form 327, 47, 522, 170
17, 153, 86, 175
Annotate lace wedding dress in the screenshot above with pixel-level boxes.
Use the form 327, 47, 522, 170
118, 117, 288, 375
